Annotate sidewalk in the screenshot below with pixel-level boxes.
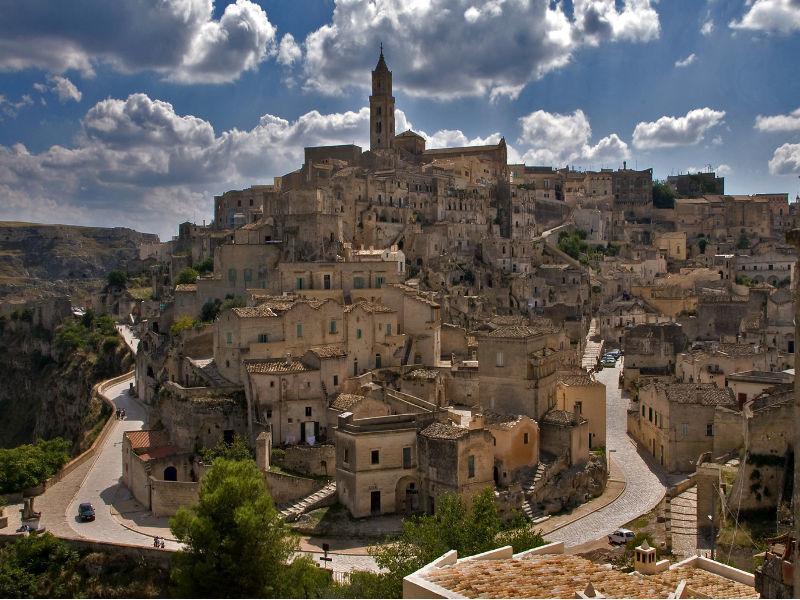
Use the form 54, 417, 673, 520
538, 456, 626, 537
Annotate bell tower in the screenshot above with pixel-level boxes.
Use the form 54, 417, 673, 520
370, 44, 395, 151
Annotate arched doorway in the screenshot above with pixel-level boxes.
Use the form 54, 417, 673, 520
395, 476, 419, 515
163, 466, 177, 481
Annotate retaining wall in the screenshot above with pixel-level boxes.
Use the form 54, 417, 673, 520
150, 478, 200, 518
265, 470, 322, 504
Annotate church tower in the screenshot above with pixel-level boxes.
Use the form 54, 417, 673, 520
370, 45, 395, 151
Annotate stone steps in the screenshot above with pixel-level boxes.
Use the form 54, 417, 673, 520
279, 481, 337, 522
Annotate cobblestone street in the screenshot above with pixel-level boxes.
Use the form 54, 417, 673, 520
546, 361, 675, 547
669, 485, 699, 558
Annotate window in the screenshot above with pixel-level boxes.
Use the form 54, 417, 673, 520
296, 323, 303, 338
371, 450, 380, 465
343, 448, 349, 464
305, 406, 312, 417
523, 432, 529, 445
386, 323, 392, 336
226, 332, 232, 345
356, 328, 362, 339
353, 276, 365, 289
574, 401, 582, 414
681, 423, 689, 436
330, 320, 337, 334
375, 275, 385, 288
375, 353, 382, 368
403, 447, 412, 469
333, 375, 338, 386
648, 407, 653, 422
296, 277, 304, 290
706, 423, 714, 437
496, 351, 504, 367
244, 268, 253, 282
468, 455, 475, 478
266, 409, 272, 418
228, 268, 236, 283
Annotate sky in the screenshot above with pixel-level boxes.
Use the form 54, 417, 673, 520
0, 0, 799, 240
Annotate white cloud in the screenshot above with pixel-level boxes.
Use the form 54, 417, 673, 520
300, 0, 660, 100
700, 19, 714, 35
715, 164, 732, 176
277, 34, 302, 66
517, 109, 629, 167
0, 94, 33, 118
674, 53, 696, 68
632, 108, 726, 149
730, 0, 800, 34
49, 75, 82, 103
0, 0, 277, 84
768, 143, 800, 174
755, 107, 800, 132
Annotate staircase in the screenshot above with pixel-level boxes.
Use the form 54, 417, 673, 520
279, 481, 337, 522
402, 337, 413, 365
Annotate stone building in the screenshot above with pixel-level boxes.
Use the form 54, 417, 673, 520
629, 382, 736, 472
555, 372, 606, 449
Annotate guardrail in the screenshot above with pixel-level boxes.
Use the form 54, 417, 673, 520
41, 370, 134, 490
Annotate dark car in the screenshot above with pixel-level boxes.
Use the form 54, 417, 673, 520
78, 502, 95, 522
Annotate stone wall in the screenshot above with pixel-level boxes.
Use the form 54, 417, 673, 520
264, 470, 323, 504
150, 478, 200, 518
280, 444, 336, 477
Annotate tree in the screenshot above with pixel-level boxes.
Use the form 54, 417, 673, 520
737, 231, 751, 250
698, 238, 708, 254
652, 181, 675, 209
199, 299, 222, 323
0, 438, 71, 494
199, 435, 253, 464
193, 257, 214, 274
170, 315, 196, 336
0, 533, 80, 597
106, 270, 127, 288
176, 268, 199, 285
366, 489, 545, 598
170, 458, 325, 598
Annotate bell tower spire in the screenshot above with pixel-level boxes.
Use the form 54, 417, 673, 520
370, 44, 394, 151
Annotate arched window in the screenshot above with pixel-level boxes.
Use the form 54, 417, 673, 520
163, 466, 177, 481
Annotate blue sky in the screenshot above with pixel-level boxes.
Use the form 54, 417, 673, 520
0, 0, 799, 239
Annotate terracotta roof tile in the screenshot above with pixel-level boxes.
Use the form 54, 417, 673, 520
307, 345, 347, 359
174, 284, 197, 292
330, 393, 366, 412
245, 358, 316, 374
125, 430, 170, 450
421, 422, 469, 440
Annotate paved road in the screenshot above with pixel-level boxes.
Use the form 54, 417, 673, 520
116, 324, 139, 355
65, 375, 180, 549
546, 362, 672, 547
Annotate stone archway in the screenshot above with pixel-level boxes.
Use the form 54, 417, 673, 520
395, 476, 419, 515
163, 466, 177, 481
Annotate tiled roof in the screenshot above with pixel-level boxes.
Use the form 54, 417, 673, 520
307, 345, 347, 359
343, 300, 395, 314
404, 368, 438, 380
330, 393, 366, 412
174, 284, 197, 292
542, 409, 586, 427
717, 342, 764, 357
654, 383, 735, 406
558, 372, 599, 386
138, 446, 180, 461
421, 554, 758, 599
489, 315, 526, 326
232, 305, 279, 318
245, 358, 316, 374
482, 322, 558, 339
421, 422, 469, 440
483, 411, 523, 429
125, 430, 170, 450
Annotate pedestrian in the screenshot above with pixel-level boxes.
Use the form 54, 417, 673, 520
153, 536, 159, 548
160, 539, 166, 549
115, 409, 120, 420
121, 408, 126, 420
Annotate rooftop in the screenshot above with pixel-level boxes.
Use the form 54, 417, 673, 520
482, 322, 559, 339
483, 411, 524, 430
125, 430, 170, 450
174, 284, 197, 293
245, 358, 316, 374
343, 300, 396, 314
421, 421, 469, 440
415, 550, 757, 599
307, 344, 347, 359
558, 372, 600, 387
653, 383, 736, 406
330, 393, 366, 412
542, 409, 586, 427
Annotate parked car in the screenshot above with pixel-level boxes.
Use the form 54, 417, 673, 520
608, 528, 635, 544
607, 349, 622, 359
78, 502, 95, 522
600, 355, 617, 367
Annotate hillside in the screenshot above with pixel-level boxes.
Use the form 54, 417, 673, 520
0, 221, 159, 303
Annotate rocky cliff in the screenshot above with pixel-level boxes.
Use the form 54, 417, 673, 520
0, 299, 133, 450
0, 221, 158, 303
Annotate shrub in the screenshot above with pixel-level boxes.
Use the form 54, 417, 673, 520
0, 438, 71, 494
170, 316, 196, 336
106, 270, 127, 288
193, 257, 214, 274
176, 268, 199, 285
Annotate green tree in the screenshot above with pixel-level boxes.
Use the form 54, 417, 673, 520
170, 458, 325, 598
106, 270, 127, 288
176, 267, 200, 285
199, 299, 222, 323
0, 533, 81, 597
737, 231, 751, 250
193, 257, 215, 274
698, 238, 708, 254
199, 435, 253, 464
365, 489, 544, 598
652, 181, 675, 209
0, 438, 71, 494
170, 315, 196, 336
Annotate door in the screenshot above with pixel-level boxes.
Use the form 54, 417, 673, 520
324, 274, 331, 290
370, 490, 381, 514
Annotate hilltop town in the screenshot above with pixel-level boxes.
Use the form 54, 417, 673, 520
2, 50, 798, 598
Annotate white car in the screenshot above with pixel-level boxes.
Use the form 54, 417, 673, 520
608, 528, 635, 545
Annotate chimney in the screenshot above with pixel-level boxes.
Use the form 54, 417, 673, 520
634, 540, 669, 574
255, 430, 271, 472
623, 160, 627, 170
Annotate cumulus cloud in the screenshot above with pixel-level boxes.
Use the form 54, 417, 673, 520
301, 0, 660, 99
0, 92, 521, 237
768, 143, 800, 174
700, 19, 715, 35
0, 0, 277, 84
0, 94, 34, 118
277, 34, 302, 66
632, 108, 726, 149
517, 109, 629, 167
730, 0, 800, 34
715, 164, 732, 176
42, 75, 82, 103
674, 53, 696, 68
755, 107, 800, 132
